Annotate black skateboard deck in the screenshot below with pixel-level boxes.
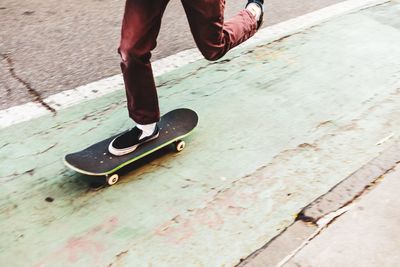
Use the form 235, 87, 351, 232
64, 108, 198, 185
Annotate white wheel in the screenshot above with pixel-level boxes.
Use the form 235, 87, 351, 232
106, 174, 119, 186
175, 140, 186, 152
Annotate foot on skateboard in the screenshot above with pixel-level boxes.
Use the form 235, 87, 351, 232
64, 108, 199, 186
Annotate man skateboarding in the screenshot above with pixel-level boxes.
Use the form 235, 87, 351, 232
109, 0, 265, 156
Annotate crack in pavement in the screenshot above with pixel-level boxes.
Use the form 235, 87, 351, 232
329, 163, 398, 214
276, 206, 351, 267
1, 53, 56, 113
296, 160, 400, 225
277, 165, 399, 265
244, 161, 399, 267
280, 164, 400, 266
5, 84, 11, 95
237, 137, 400, 267
106, 250, 129, 267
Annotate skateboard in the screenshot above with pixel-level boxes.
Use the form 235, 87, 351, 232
64, 108, 198, 186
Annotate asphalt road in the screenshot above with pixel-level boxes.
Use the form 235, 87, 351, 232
0, 0, 344, 110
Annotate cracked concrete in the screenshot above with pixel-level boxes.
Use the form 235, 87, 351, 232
0, 54, 32, 108
1, 2, 400, 266
1, 53, 56, 113
240, 140, 400, 267
297, 143, 400, 224
283, 163, 400, 267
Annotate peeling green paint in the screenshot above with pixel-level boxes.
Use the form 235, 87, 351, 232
1, 3, 400, 266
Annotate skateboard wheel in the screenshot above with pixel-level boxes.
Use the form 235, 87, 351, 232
175, 140, 186, 152
106, 174, 119, 186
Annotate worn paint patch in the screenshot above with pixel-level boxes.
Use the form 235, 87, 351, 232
2, 2, 400, 266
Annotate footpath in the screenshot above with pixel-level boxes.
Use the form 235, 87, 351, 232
241, 144, 400, 267
283, 163, 400, 267
1, 1, 400, 266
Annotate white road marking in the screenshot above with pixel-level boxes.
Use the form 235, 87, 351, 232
0, 0, 388, 129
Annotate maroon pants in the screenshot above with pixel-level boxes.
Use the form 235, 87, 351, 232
119, 0, 257, 124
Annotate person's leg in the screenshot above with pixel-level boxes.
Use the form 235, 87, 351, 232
109, 0, 169, 156
180, 0, 263, 61
119, 0, 169, 125
246, 0, 264, 28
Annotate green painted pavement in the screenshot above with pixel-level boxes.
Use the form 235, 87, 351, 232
2, 2, 400, 266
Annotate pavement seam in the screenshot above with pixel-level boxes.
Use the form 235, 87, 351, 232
238, 141, 400, 267
276, 164, 397, 266
275, 205, 354, 267
1, 53, 56, 114
0, 0, 389, 129
297, 144, 400, 223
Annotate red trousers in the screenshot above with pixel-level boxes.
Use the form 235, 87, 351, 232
119, 0, 257, 124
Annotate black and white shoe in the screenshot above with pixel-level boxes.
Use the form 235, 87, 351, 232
108, 125, 159, 156
246, 0, 264, 29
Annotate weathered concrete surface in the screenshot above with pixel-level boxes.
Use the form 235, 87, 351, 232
239, 139, 400, 267
2, 2, 400, 266
298, 141, 400, 223
239, 221, 318, 267
283, 164, 400, 267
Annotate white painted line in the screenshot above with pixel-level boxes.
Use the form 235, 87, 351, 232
0, 102, 49, 128
0, 0, 388, 129
0, 49, 202, 129
44, 49, 203, 111
45, 74, 123, 110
